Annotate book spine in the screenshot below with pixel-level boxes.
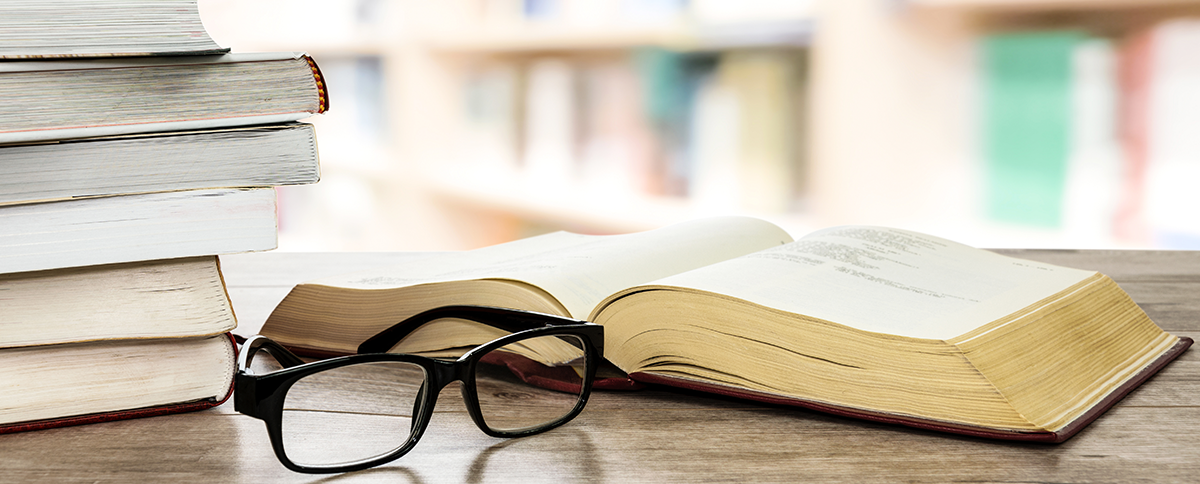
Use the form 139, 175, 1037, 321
303, 55, 330, 114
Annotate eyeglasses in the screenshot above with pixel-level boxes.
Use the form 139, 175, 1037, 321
234, 305, 604, 474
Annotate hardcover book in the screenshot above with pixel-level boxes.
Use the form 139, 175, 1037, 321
0, 333, 237, 434
0, 256, 240, 434
0, 0, 227, 59
0, 52, 328, 144
0, 256, 236, 348
258, 216, 1191, 442
0, 123, 319, 206
0, 188, 278, 274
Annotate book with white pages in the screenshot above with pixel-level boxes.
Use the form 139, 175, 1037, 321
0, 123, 319, 206
0, 0, 228, 59
0, 188, 277, 274
0, 52, 328, 145
0, 256, 236, 348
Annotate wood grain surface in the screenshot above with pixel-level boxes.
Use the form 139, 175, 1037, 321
1, 250, 1196, 483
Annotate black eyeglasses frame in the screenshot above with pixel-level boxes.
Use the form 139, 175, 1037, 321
234, 305, 604, 474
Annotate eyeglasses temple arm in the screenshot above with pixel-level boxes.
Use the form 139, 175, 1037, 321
357, 305, 588, 354
237, 334, 308, 372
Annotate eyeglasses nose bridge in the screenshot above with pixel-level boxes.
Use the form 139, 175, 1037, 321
405, 359, 461, 432
428, 358, 463, 392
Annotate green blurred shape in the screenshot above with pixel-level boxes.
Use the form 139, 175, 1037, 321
982, 31, 1085, 227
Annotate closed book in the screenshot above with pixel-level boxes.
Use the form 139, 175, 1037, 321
0, 123, 319, 206
0, 333, 237, 434
0, 256, 239, 433
0, 188, 277, 274
0, 256, 236, 348
0, 0, 227, 59
0, 52, 328, 144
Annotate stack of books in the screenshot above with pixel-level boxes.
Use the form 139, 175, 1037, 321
0, 0, 327, 433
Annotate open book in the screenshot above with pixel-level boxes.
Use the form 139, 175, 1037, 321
259, 217, 1191, 442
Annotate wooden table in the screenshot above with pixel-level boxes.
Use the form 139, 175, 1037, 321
1, 250, 1197, 482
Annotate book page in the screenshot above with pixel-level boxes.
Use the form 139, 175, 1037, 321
307, 216, 793, 319
634, 226, 1095, 339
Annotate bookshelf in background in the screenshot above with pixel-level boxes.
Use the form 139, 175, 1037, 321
201, 0, 817, 250
202, 0, 1200, 251
815, 0, 1200, 250
394, 0, 819, 248
423, 47, 811, 226
973, 16, 1200, 249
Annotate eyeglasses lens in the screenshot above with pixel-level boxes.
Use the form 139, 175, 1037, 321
280, 361, 426, 467
474, 334, 588, 433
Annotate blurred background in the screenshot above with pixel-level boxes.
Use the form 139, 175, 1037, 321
198, 0, 1200, 251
